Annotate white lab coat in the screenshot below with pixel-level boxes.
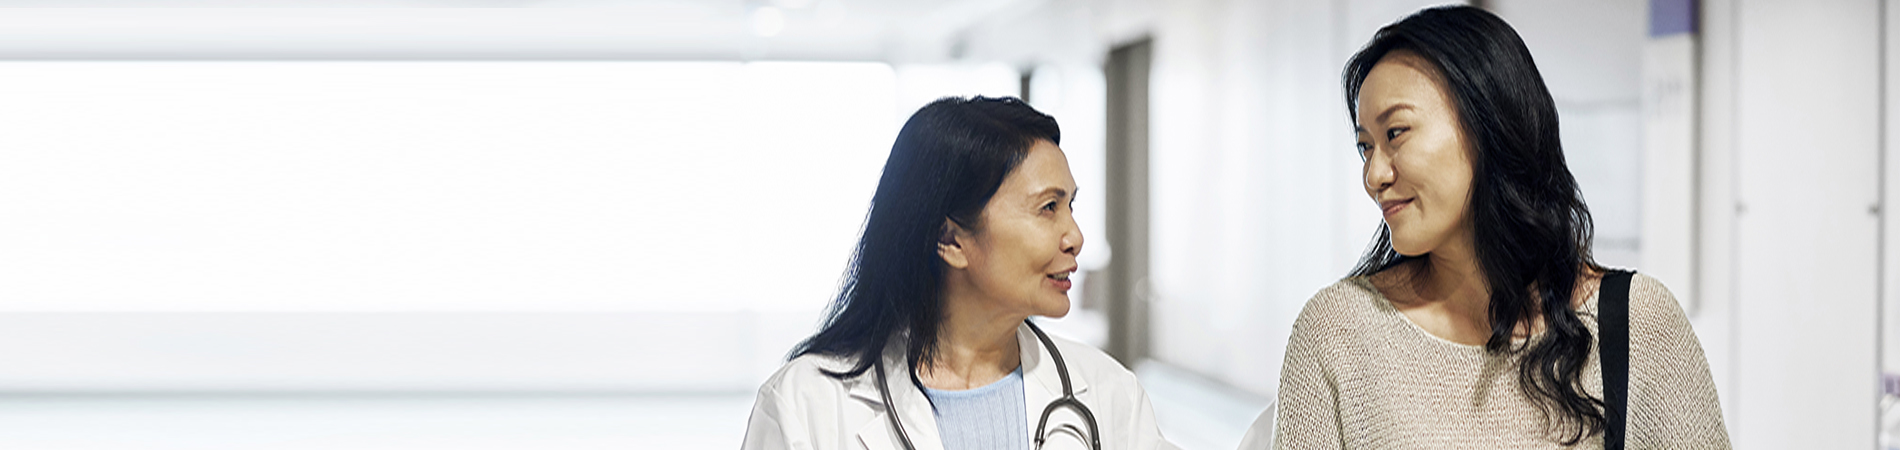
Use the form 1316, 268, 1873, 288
741, 322, 1179, 450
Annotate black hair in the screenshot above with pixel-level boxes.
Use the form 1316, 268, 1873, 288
791, 96, 1061, 388
1343, 6, 1606, 444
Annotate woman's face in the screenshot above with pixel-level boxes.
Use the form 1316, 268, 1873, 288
1355, 50, 1476, 257
941, 139, 1084, 319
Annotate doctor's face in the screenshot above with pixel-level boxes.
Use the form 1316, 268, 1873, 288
955, 140, 1084, 319
1355, 50, 1476, 257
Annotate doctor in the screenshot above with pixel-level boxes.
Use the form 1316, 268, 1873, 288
742, 96, 1176, 450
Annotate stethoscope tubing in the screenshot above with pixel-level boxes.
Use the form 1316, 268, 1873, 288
874, 320, 1101, 450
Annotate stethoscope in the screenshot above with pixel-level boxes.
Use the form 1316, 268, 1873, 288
873, 319, 1101, 450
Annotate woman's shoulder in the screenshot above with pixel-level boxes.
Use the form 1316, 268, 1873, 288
1591, 270, 1700, 351
757, 352, 860, 398
1273, 276, 1395, 359
1625, 272, 1682, 310
1292, 276, 1390, 330
1622, 272, 1696, 335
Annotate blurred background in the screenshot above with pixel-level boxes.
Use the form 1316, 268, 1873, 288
0, 0, 1888, 448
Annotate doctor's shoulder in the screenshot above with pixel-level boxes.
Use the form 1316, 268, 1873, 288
1036, 328, 1144, 395
1035, 326, 1183, 450
742, 352, 864, 449
755, 351, 860, 406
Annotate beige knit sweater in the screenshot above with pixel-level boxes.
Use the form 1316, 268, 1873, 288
1270, 273, 1729, 449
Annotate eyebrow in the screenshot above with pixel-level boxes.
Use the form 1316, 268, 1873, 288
1035, 186, 1074, 200
1355, 102, 1418, 134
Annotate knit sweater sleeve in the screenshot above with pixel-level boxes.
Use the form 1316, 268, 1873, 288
1272, 291, 1345, 450
1623, 274, 1731, 449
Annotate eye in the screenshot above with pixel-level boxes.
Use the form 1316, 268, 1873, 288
1386, 126, 1409, 141
1042, 201, 1058, 212
1355, 141, 1372, 160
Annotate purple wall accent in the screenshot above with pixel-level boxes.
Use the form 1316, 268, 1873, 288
1650, 0, 1698, 37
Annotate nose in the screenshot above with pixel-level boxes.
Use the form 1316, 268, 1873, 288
1062, 213, 1083, 257
1364, 145, 1395, 197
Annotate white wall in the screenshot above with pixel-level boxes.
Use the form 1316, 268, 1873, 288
1721, 0, 1883, 447
0, 61, 896, 314
1889, 0, 1900, 405
1696, 0, 1744, 431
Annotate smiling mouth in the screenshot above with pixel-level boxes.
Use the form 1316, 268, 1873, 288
1381, 199, 1413, 217
1045, 271, 1073, 292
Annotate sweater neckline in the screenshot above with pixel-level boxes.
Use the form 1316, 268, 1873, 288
1349, 276, 1604, 351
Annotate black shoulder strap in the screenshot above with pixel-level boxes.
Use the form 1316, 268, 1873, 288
1600, 270, 1633, 450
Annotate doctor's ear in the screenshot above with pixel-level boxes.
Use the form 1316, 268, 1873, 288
937, 218, 972, 269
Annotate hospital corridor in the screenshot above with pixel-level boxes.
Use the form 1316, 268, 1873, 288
0, 0, 1894, 448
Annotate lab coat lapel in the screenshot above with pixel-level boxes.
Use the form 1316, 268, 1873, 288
848, 336, 945, 450
1019, 321, 1092, 450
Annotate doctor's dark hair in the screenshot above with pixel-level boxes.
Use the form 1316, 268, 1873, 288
1343, 6, 1605, 444
791, 96, 1060, 384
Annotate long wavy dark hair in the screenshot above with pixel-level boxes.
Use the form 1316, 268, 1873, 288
791, 96, 1061, 387
1343, 6, 1606, 444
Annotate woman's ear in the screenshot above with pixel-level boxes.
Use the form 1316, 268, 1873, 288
937, 218, 971, 269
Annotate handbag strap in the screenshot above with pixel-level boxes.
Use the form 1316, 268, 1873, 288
1599, 269, 1633, 450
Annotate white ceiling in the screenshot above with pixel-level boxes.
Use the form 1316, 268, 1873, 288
0, 0, 1046, 61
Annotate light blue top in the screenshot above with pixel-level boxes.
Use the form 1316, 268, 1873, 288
921, 366, 1031, 450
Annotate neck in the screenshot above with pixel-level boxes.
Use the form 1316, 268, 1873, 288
920, 281, 1025, 390
1419, 233, 1490, 327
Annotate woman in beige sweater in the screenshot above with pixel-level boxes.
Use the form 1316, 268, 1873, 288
1253, 6, 1728, 449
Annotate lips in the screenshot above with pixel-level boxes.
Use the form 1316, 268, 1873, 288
1380, 198, 1413, 217
1046, 267, 1076, 292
